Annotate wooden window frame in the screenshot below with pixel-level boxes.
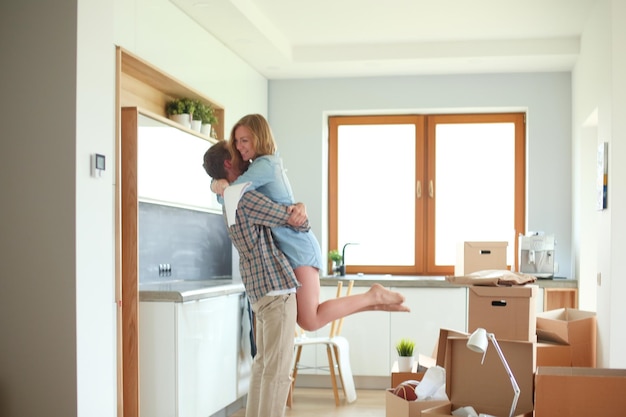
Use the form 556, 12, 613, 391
328, 113, 525, 275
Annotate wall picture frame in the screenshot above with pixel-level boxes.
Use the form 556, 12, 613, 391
596, 142, 608, 210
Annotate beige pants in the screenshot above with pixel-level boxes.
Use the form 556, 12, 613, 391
246, 293, 297, 417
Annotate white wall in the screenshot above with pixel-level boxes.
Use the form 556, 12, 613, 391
268, 73, 572, 278
0, 0, 269, 416
573, 0, 626, 368
114, 0, 269, 134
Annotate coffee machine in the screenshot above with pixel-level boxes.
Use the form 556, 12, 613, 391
519, 233, 555, 278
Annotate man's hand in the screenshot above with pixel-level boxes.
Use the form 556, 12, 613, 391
287, 202, 307, 227
211, 178, 229, 196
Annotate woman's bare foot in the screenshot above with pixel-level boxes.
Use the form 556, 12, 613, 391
367, 283, 406, 305
371, 303, 411, 312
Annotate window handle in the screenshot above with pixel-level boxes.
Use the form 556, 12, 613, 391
416, 180, 422, 199
429, 180, 434, 198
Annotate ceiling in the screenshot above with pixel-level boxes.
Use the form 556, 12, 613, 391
170, 0, 597, 80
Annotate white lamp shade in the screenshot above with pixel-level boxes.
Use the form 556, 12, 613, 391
467, 328, 488, 353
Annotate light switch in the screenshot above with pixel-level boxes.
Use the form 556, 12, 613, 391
91, 153, 106, 178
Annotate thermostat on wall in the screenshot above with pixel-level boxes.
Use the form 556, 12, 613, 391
91, 153, 106, 178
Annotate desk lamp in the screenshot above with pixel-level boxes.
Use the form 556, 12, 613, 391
466, 328, 520, 417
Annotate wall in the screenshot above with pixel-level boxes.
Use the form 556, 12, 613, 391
0, 1, 111, 416
268, 73, 573, 278
573, 0, 626, 368
0, 0, 269, 416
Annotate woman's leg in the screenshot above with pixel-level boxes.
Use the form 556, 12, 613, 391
294, 266, 409, 331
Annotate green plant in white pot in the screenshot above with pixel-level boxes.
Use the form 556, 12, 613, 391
395, 338, 416, 372
166, 98, 193, 128
328, 249, 342, 275
194, 101, 218, 137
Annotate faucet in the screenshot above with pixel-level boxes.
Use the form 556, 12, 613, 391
336, 242, 359, 276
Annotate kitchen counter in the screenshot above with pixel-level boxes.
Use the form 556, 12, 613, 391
139, 279, 245, 302
320, 274, 577, 289
139, 274, 576, 303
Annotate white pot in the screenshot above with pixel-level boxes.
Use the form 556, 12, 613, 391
191, 119, 202, 132
201, 123, 211, 136
170, 113, 191, 128
397, 355, 415, 372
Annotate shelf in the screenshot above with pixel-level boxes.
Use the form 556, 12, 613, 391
117, 47, 225, 140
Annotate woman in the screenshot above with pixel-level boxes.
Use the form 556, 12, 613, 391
212, 114, 409, 331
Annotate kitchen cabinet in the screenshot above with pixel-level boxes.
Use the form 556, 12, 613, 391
339, 286, 392, 377
137, 113, 220, 212
542, 287, 578, 311
389, 287, 467, 370
118, 48, 227, 415
297, 285, 466, 377
535, 286, 578, 313
294, 285, 391, 377
139, 293, 240, 417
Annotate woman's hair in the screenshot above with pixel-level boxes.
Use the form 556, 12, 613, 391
228, 114, 277, 160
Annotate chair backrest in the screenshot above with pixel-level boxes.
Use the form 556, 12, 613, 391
329, 280, 354, 338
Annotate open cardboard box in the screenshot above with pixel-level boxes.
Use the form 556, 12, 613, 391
535, 366, 626, 417
386, 390, 448, 417
423, 329, 536, 417
536, 341, 572, 367
536, 308, 597, 367
468, 285, 538, 342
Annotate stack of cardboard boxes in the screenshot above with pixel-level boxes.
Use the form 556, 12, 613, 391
386, 241, 626, 417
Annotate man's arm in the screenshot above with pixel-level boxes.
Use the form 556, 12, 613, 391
237, 190, 310, 232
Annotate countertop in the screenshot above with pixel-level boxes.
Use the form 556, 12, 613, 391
139, 279, 245, 302
139, 274, 576, 303
320, 274, 578, 289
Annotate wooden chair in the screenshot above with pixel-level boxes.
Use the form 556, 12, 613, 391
288, 280, 357, 407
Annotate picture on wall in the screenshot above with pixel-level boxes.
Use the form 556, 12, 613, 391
596, 142, 608, 210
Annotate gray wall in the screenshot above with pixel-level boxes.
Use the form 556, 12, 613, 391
269, 72, 572, 277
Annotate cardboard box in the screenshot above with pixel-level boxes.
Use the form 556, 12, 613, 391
536, 341, 572, 367
455, 241, 508, 276
391, 354, 436, 388
535, 367, 626, 417
424, 332, 536, 417
386, 389, 448, 417
536, 308, 597, 367
468, 285, 537, 342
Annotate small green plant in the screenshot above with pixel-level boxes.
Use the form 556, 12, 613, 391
181, 98, 196, 117
328, 250, 342, 263
193, 100, 218, 125
165, 98, 186, 115
395, 338, 415, 357
165, 98, 199, 118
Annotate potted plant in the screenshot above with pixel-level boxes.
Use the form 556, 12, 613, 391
165, 98, 195, 128
395, 338, 416, 372
193, 100, 218, 137
190, 100, 204, 132
328, 249, 342, 275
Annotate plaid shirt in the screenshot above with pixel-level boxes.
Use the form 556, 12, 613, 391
228, 190, 306, 304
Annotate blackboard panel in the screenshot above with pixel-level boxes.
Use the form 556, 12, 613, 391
138, 202, 231, 283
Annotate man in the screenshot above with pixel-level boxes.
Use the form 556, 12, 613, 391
203, 141, 306, 417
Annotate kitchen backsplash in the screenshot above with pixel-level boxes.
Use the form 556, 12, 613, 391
138, 201, 231, 283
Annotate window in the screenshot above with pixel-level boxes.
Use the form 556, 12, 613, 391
328, 113, 525, 275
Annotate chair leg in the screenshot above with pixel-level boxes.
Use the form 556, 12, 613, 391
333, 345, 348, 399
326, 345, 340, 406
288, 345, 303, 407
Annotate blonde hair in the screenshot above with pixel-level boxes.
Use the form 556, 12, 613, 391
228, 114, 277, 160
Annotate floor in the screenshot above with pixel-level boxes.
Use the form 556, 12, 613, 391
229, 388, 386, 417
